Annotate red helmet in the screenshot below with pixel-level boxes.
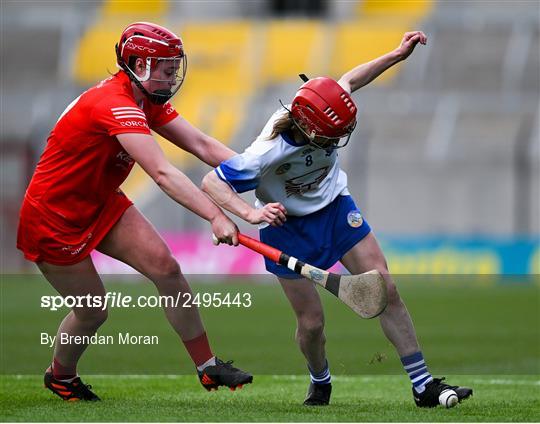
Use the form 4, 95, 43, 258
291, 77, 357, 148
115, 22, 187, 104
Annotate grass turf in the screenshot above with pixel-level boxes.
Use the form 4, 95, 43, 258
2, 276, 539, 375
1, 374, 539, 422
1, 275, 539, 421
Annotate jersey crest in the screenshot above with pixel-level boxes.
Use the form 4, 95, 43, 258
285, 166, 329, 197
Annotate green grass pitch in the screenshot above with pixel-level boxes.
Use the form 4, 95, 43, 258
1, 375, 538, 422
1, 274, 539, 421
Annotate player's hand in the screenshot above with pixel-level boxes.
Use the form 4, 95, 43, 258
396, 31, 427, 60
246, 203, 287, 226
210, 213, 239, 246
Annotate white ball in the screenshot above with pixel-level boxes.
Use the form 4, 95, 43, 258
439, 389, 459, 408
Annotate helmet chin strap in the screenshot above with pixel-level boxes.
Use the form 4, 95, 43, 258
148, 89, 173, 105
124, 65, 171, 105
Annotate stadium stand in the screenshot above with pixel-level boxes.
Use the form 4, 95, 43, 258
1, 0, 538, 270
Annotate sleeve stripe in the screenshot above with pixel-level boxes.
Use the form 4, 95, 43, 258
214, 168, 238, 193
111, 106, 144, 112
215, 166, 226, 181
216, 158, 260, 193
113, 115, 148, 120
113, 112, 146, 118
113, 111, 145, 116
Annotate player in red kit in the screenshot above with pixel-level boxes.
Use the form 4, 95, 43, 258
17, 22, 251, 401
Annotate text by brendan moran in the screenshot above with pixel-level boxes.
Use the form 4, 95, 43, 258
41, 332, 158, 347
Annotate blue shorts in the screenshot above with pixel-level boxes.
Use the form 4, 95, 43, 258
259, 195, 371, 279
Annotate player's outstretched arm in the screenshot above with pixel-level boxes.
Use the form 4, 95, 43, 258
117, 133, 238, 245
338, 31, 427, 94
155, 116, 236, 167
201, 170, 287, 227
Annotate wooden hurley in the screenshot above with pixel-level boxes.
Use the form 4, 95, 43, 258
237, 233, 387, 319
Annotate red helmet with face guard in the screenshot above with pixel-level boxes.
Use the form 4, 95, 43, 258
291, 77, 357, 148
115, 22, 187, 104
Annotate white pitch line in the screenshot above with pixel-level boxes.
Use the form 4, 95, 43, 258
9, 375, 540, 385
10, 374, 184, 380
470, 378, 540, 386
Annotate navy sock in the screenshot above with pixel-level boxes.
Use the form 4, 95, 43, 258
308, 359, 331, 385
400, 351, 433, 393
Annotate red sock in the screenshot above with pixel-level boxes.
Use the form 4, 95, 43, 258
52, 358, 77, 380
182, 332, 213, 367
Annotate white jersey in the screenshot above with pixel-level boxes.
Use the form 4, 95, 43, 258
215, 107, 349, 216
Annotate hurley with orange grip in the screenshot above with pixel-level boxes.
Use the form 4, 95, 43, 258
214, 233, 387, 319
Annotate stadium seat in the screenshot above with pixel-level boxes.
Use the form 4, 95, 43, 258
331, 0, 433, 84
169, 21, 256, 147
101, 0, 168, 16
74, 0, 169, 83
176, 21, 255, 95
330, 24, 408, 83
260, 20, 326, 83
74, 24, 121, 83
358, 0, 433, 19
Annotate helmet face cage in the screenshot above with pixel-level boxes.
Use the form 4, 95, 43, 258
291, 113, 356, 150
123, 55, 187, 105
115, 24, 187, 105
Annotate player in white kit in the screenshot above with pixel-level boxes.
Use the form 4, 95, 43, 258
203, 31, 472, 407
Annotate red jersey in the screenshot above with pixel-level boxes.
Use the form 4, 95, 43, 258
26, 71, 178, 228
18, 71, 179, 265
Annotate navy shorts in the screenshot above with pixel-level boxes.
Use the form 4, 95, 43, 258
259, 195, 371, 278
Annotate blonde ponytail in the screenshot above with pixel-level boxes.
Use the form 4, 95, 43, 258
265, 112, 295, 140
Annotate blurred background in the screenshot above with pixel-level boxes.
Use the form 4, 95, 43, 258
1, 0, 539, 275
1, 0, 539, 379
